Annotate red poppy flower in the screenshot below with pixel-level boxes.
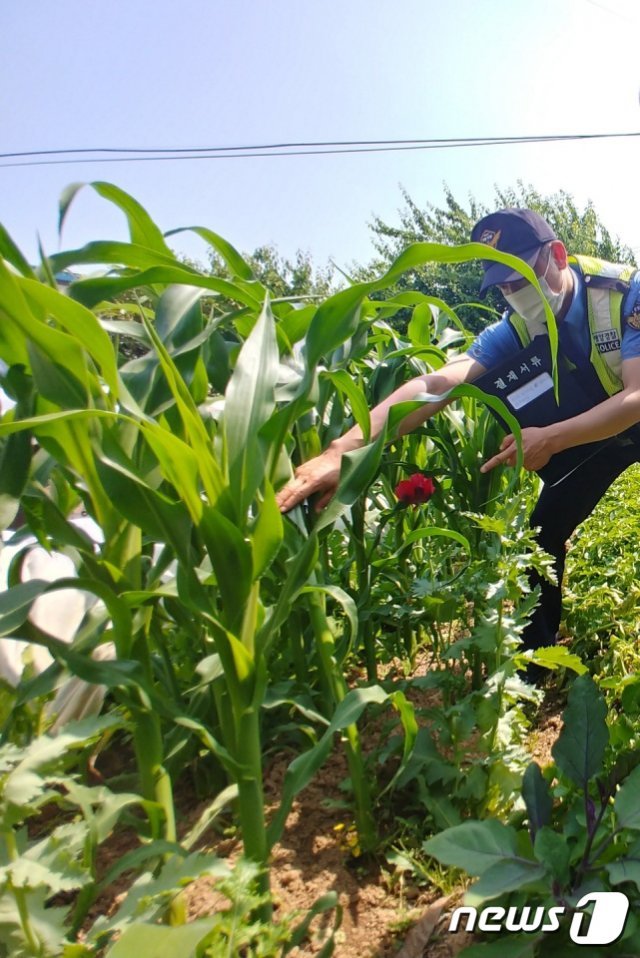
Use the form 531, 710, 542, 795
394, 473, 436, 506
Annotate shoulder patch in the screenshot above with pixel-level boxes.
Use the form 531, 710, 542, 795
627, 308, 640, 330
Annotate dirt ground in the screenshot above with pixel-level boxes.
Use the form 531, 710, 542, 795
188, 685, 562, 956
85, 669, 565, 958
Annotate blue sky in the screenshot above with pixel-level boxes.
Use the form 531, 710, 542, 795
2, 0, 640, 273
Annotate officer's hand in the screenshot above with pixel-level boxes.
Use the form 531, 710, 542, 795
275, 448, 342, 514
480, 427, 554, 474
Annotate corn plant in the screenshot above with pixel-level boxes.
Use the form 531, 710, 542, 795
0, 182, 563, 929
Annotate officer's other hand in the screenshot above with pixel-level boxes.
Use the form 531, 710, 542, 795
480, 427, 553, 474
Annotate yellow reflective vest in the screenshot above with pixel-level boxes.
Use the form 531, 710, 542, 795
506, 255, 637, 397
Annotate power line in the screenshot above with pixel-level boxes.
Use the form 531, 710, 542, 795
1, 131, 639, 169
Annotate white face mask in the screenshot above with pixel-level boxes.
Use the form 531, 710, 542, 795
502, 254, 565, 323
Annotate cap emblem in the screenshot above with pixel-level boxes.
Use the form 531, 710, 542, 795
479, 229, 501, 248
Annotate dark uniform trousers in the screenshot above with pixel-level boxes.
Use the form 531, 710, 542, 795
523, 439, 640, 650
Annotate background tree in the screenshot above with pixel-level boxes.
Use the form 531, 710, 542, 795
209, 243, 336, 300
363, 182, 637, 333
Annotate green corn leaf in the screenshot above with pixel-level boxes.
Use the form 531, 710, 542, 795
96, 454, 194, 568
59, 181, 175, 257
321, 369, 371, 443
305, 285, 365, 370
28, 342, 89, 408
279, 303, 317, 347
304, 242, 558, 393
68, 265, 262, 311
313, 427, 386, 533
0, 222, 37, 277
138, 309, 225, 508
165, 225, 255, 280
51, 241, 190, 276
20, 276, 119, 394
0, 579, 52, 636
378, 690, 419, 796
267, 685, 388, 847
551, 674, 609, 787
300, 583, 358, 658
256, 532, 319, 652
224, 295, 279, 513
199, 505, 253, 632
250, 481, 284, 580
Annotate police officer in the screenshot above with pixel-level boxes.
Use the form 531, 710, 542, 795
275, 209, 640, 659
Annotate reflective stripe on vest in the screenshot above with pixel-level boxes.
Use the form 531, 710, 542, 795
506, 255, 635, 397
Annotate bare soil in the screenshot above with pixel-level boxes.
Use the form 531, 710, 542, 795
84, 665, 564, 958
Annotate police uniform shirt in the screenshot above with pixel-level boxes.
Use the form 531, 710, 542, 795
467, 267, 640, 400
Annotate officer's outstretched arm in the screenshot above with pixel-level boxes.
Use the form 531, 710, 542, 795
276, 353, 487, 514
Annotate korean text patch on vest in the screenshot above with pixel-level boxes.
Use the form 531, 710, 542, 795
593, 328, 621, 354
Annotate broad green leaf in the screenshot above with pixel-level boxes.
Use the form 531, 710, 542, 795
522, 762, 552, 833
96, 450, 194, 567
140, 422, 206, 522
533, 828, 571, 883
607, 839, 640, 891
615, 765, 640, 830
306, 242, 558, 392
423, 819, 520, 876
28, 341, 89, 408
530, 645, 588, 675
0, 259, 79, 374
465, 859, 547, 904
51, 241, 189, 275
104, 918, 215, 958
552, 674, 608, 787
407, 301, 435, 344
279, 303, 317, 347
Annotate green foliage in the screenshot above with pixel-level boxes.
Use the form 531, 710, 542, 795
425, 675, 640, 955
2, 180, 625, 953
